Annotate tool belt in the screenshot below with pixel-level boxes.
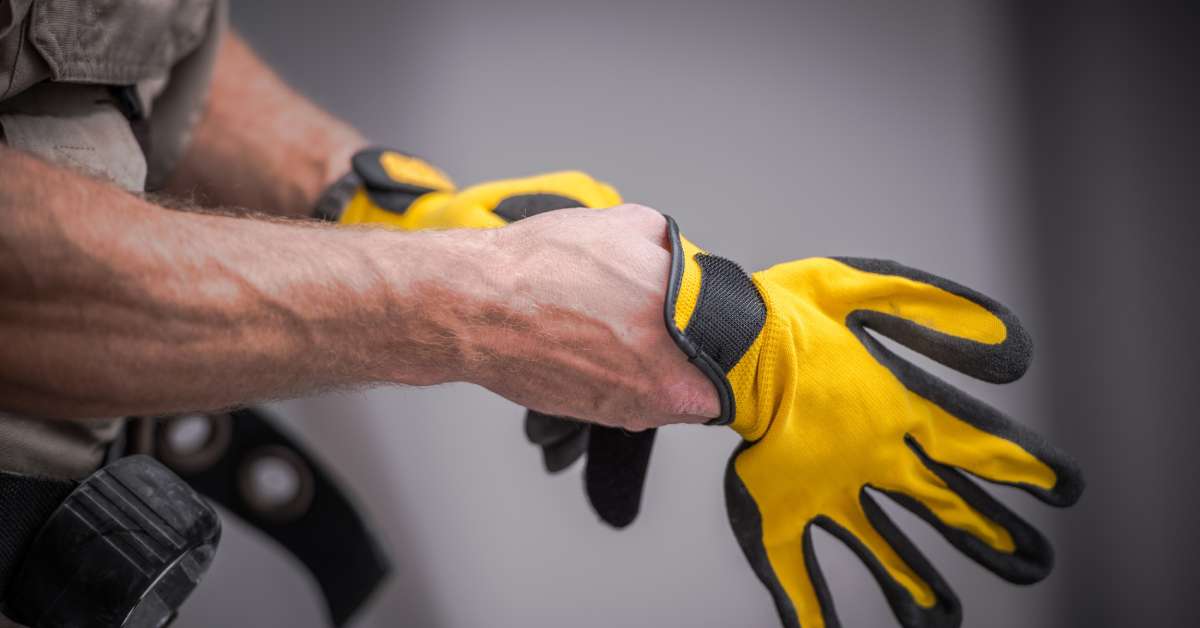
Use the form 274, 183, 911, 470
0, 408, 389, 627
0, 456, 219, 627
129, 408, 391, 627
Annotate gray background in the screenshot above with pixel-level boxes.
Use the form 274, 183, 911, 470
175, 1, 1197, 627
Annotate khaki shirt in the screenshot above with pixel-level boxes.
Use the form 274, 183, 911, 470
0, 0, 226, 481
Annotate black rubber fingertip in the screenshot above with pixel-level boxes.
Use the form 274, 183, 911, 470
988, 316, 1034, 384
1047, 455, 1087, 508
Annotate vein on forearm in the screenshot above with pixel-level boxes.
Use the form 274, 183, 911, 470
0, 148, 432, 418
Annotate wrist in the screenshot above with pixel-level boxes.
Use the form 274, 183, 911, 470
293, 130, 367, 214
364, 227, 506, 386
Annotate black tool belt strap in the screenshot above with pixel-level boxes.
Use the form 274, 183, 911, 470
0, 472, 73, 597
136, 407, 390, 627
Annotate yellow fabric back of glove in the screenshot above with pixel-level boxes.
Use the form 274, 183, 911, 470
339, 189, 452, 229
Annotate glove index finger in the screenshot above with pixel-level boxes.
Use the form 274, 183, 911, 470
832, 257, 1032, 384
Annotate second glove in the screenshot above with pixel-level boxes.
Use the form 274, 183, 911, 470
318, 147, 619, 231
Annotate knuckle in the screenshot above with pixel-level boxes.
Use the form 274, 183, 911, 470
619, 415, 653, 432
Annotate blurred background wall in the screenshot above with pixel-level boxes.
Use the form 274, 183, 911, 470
1014, 2, 1200, 626
174, 1, 1196, 626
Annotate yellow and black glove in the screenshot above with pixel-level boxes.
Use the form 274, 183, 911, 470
316, 147, 620, 231
320, 151, 650, 526
662, 217, 1083, 628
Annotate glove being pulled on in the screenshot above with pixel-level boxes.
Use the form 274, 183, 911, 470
662, 216, 1083, 628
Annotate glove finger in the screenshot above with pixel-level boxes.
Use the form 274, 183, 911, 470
494, 193, 588, 222
540, 428, 589, 473
830, 257, 1031, 384
877, 438, 1054, 584
524, 411, 588, 473
584, 427, 656, 528
457, 171, 622, 214
818, 491, 960, 628
523, 410, 583, 446
440, 173, 619, 228
858, 329, 1084, 507
725, 442, 839, 628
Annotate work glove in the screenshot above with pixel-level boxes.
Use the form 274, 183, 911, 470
661, 216, 1084, 628
316, 147, 619, 231
320, 149, 650, 527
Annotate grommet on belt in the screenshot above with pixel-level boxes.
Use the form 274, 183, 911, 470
237, 444, 315, 524
155, 412, 233, 474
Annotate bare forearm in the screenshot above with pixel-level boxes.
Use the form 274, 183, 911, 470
0, 149, 478, 418
1, 147, 716, 426
164, 31, 367, 216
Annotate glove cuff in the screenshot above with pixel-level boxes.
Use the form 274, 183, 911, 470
313, 147, 454, 222
313, 169, 362, 222
661, 216, 766, 428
